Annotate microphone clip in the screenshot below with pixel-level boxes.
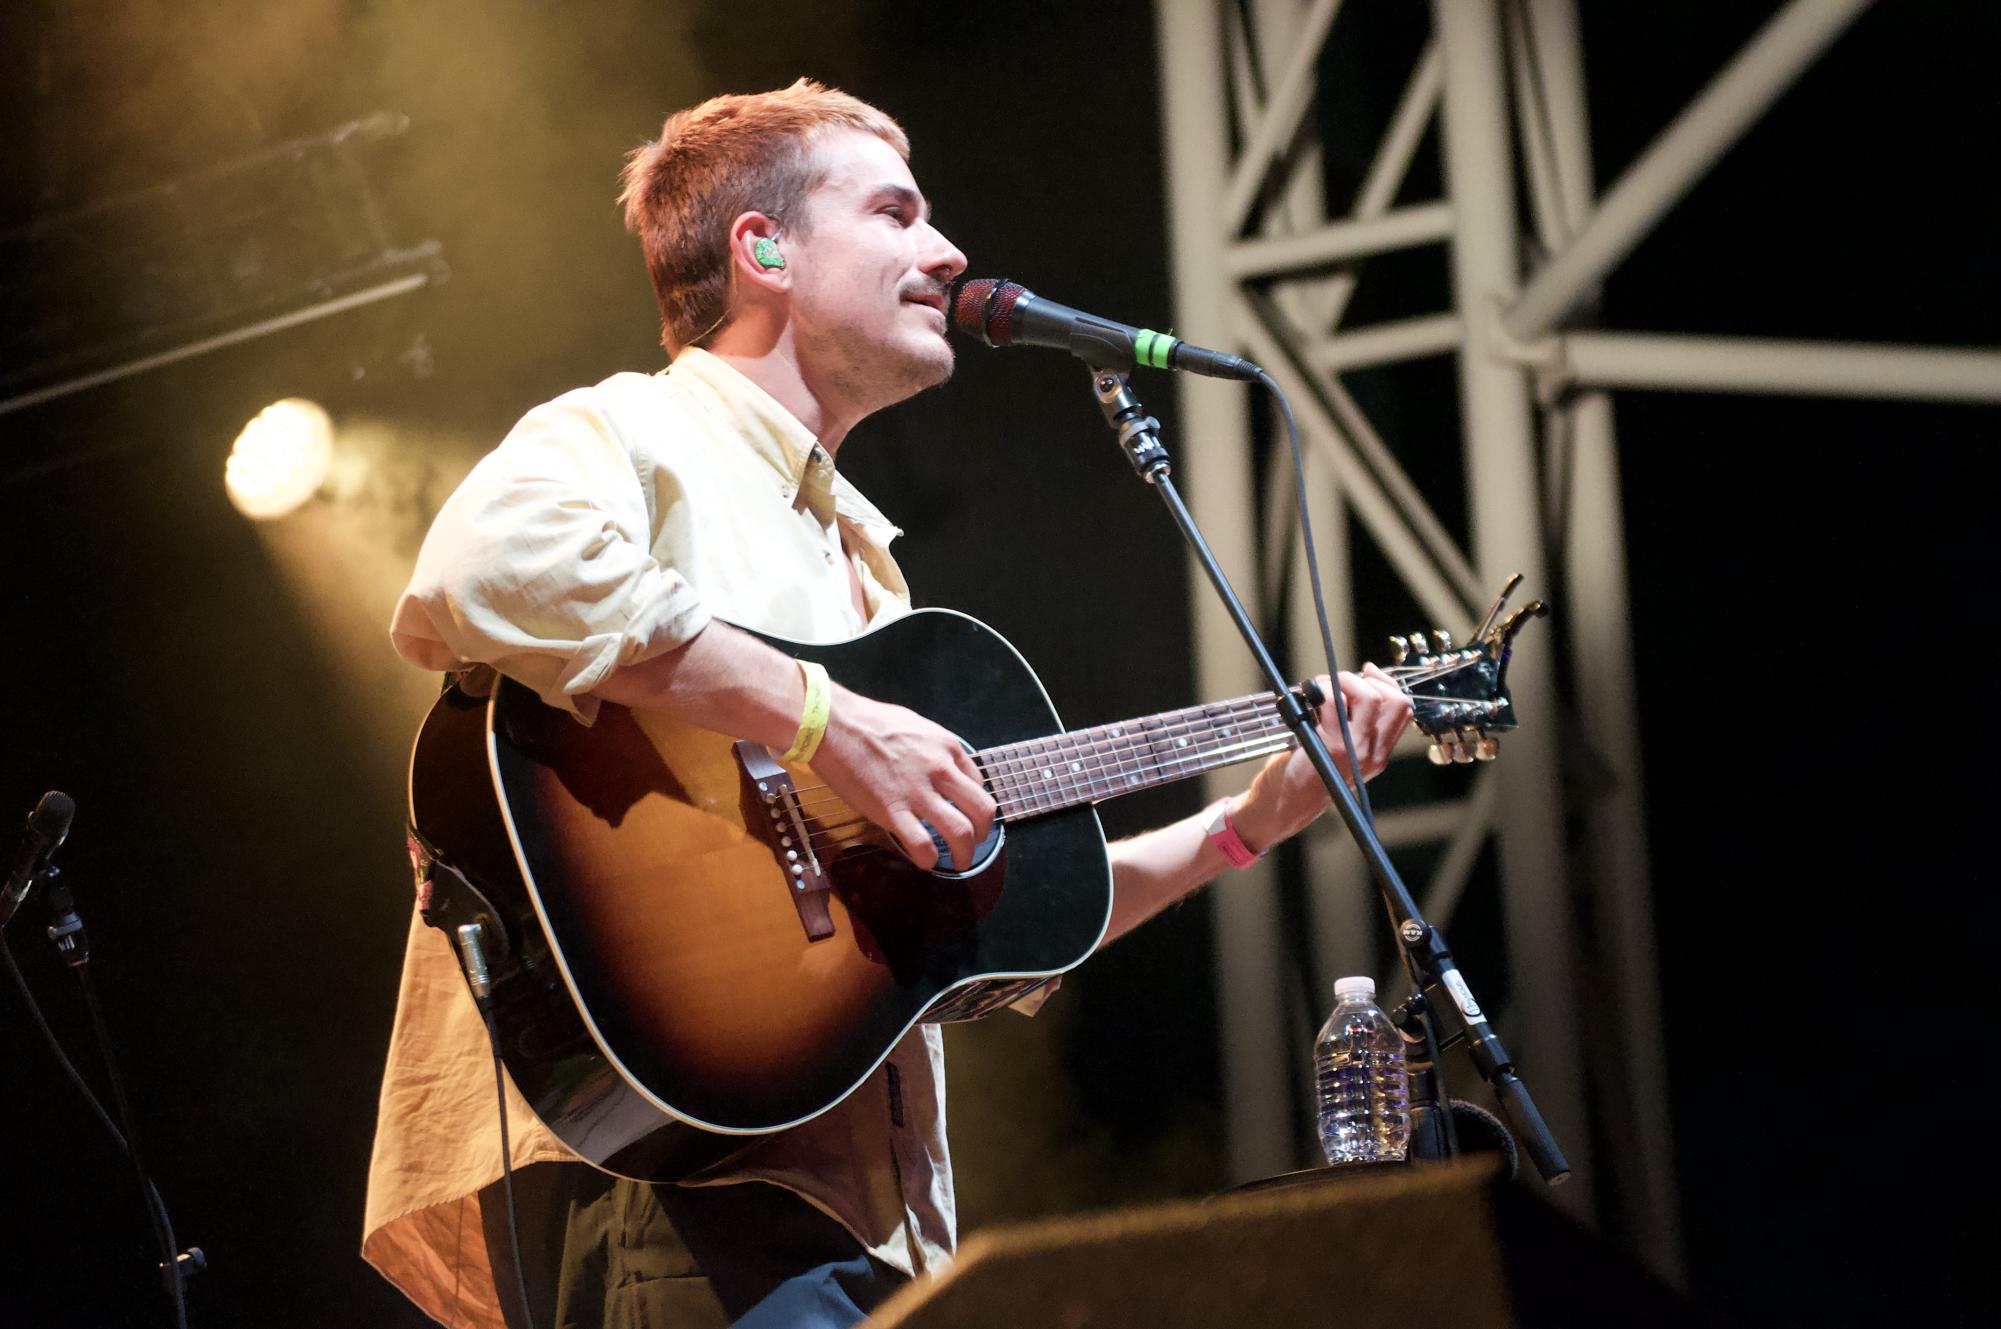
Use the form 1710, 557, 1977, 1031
43, 868, 89, 968
1089, 368, 1170, 483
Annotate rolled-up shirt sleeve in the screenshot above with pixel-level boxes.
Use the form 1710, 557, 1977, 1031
389, 389, 710, 722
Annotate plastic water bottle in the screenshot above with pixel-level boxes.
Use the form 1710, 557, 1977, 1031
1315, 975, 1410, 1165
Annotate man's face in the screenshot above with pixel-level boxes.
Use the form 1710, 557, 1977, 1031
781, 129, 968, 413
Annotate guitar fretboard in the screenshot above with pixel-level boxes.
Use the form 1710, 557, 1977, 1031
975, 692, 1296, 819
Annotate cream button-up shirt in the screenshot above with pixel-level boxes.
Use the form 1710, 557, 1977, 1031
365, 349, 953, 1329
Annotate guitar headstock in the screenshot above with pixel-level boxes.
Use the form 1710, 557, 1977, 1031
1391, 576, 1547, 765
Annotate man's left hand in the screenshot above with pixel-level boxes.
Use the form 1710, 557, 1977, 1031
1231, 663, 1412, 854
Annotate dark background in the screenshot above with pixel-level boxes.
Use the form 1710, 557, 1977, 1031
1, 2, 1993, 1325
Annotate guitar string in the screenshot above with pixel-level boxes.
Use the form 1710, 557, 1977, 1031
783, 665, 1470, 830
803, 727, 1299, 832
799, 728, 1316, 868
786, 697, 1292, 818
779, 731, 1299, 857
767, 653, 1488, 858
786, 727, 1298, 843
964, 655, 1492, 810
782, 748, 1299, 865
782, 653, 1479, 812
786, 693, 1315, 837
976, 700, 1292, 816
785, 730, 1299, 845
782, 694, 1287, 811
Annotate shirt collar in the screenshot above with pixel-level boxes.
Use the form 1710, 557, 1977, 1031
667, 348, 903, 546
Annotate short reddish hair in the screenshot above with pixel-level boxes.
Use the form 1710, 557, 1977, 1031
619, 80, 910, 355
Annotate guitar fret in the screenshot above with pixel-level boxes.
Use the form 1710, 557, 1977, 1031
989, 743, 1028, 819
1008, 739, 1035, 814
1137, 712, 1169, 788
1036, 734, 1066, 808
1019, 739, 1046, 814
979, 691, 1300, 819
1057, 732, 1092, 805
1081, 721, 1128, 798
1112, 721, 1146, 790
1002, 739, 1029, 812
1101, 721, 1142, 794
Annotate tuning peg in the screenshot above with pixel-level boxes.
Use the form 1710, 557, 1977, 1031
1474, 734, 1500, 761
1432, 628, 1453, 652
1450, 732, 1474, 764
1409, 631, 1431, 656
1469, 573, 1524, 643
1388, 635, 1409, 664
1427, 740, 1452, 766
1497, 600, 1549, 644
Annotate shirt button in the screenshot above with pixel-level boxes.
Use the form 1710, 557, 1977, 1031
824, 551, 836, 564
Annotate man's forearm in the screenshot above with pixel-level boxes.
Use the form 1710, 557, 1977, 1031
1103, 795, 1265, 947
588, 619, 805, 747
1101, 763, 1321, 948
1104, 815, 1220, 946
589, 619, 997, 871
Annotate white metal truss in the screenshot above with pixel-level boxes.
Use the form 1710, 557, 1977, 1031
1155, 0, 1995, 1282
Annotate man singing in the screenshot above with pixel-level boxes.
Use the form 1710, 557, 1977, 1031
363, 80, 1409, 1329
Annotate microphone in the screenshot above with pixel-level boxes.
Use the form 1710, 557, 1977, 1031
951, 277, 1262, 381
1, 790, 74, 930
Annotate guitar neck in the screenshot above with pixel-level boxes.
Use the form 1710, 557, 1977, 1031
975, 692, 1297, 821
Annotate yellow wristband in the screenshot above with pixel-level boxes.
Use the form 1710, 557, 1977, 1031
781, 659, 831, 764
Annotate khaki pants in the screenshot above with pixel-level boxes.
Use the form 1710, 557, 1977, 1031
481, 1164, 906, 1329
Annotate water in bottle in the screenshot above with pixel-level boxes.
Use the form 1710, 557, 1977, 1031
1315, 975, 1410, 1165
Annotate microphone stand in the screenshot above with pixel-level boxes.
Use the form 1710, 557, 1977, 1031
1082, 365, 1569, 1186
17, 866, 205, 1325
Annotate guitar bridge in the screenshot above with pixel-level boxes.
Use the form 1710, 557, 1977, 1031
733, 741, 837, 942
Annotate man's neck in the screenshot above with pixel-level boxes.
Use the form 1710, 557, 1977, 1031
707, 340, 856, 456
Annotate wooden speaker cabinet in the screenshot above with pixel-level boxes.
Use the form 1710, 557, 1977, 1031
866, 1160, 1703, 1328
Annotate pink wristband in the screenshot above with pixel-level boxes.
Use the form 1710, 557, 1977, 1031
1204, 799, 1266, 869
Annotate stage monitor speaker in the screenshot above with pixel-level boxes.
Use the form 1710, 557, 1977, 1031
866, 1159, 1703, 1328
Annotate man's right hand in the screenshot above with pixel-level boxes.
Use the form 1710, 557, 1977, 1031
591, 621, 994, 870
809, 685, 996, 872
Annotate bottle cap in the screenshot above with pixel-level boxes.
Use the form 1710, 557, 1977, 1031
1333, 975, 1375, 1002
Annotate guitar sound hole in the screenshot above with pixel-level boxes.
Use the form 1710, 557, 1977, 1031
920, 816, 1005, 877
920, 735, 1004, 878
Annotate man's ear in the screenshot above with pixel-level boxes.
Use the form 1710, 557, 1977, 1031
728, 212, 790, 294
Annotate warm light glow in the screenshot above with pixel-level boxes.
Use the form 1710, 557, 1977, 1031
224, 398, 334, 519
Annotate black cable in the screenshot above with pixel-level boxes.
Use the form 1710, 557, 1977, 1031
1256, 368, 1466, 1163
2, 930, 191, 1329
481, 1005, 539, 1329
76, 960, 191, 1329
1257, 369, 1376, 827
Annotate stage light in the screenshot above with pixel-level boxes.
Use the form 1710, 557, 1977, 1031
224, 398, 335, 519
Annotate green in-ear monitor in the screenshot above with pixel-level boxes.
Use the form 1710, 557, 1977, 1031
753, 237, 786, 269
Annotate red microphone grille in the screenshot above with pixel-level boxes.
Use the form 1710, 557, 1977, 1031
950, 277, 1025, 347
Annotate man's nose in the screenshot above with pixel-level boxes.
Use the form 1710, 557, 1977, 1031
923, 225, 968, 283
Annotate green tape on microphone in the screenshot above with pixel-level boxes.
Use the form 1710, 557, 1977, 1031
1133, 328, 1178, 370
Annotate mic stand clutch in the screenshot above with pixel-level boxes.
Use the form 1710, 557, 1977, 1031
1082, 365, 1570, 1185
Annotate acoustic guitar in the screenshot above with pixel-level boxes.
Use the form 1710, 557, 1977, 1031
406, 585, 1541, 1181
